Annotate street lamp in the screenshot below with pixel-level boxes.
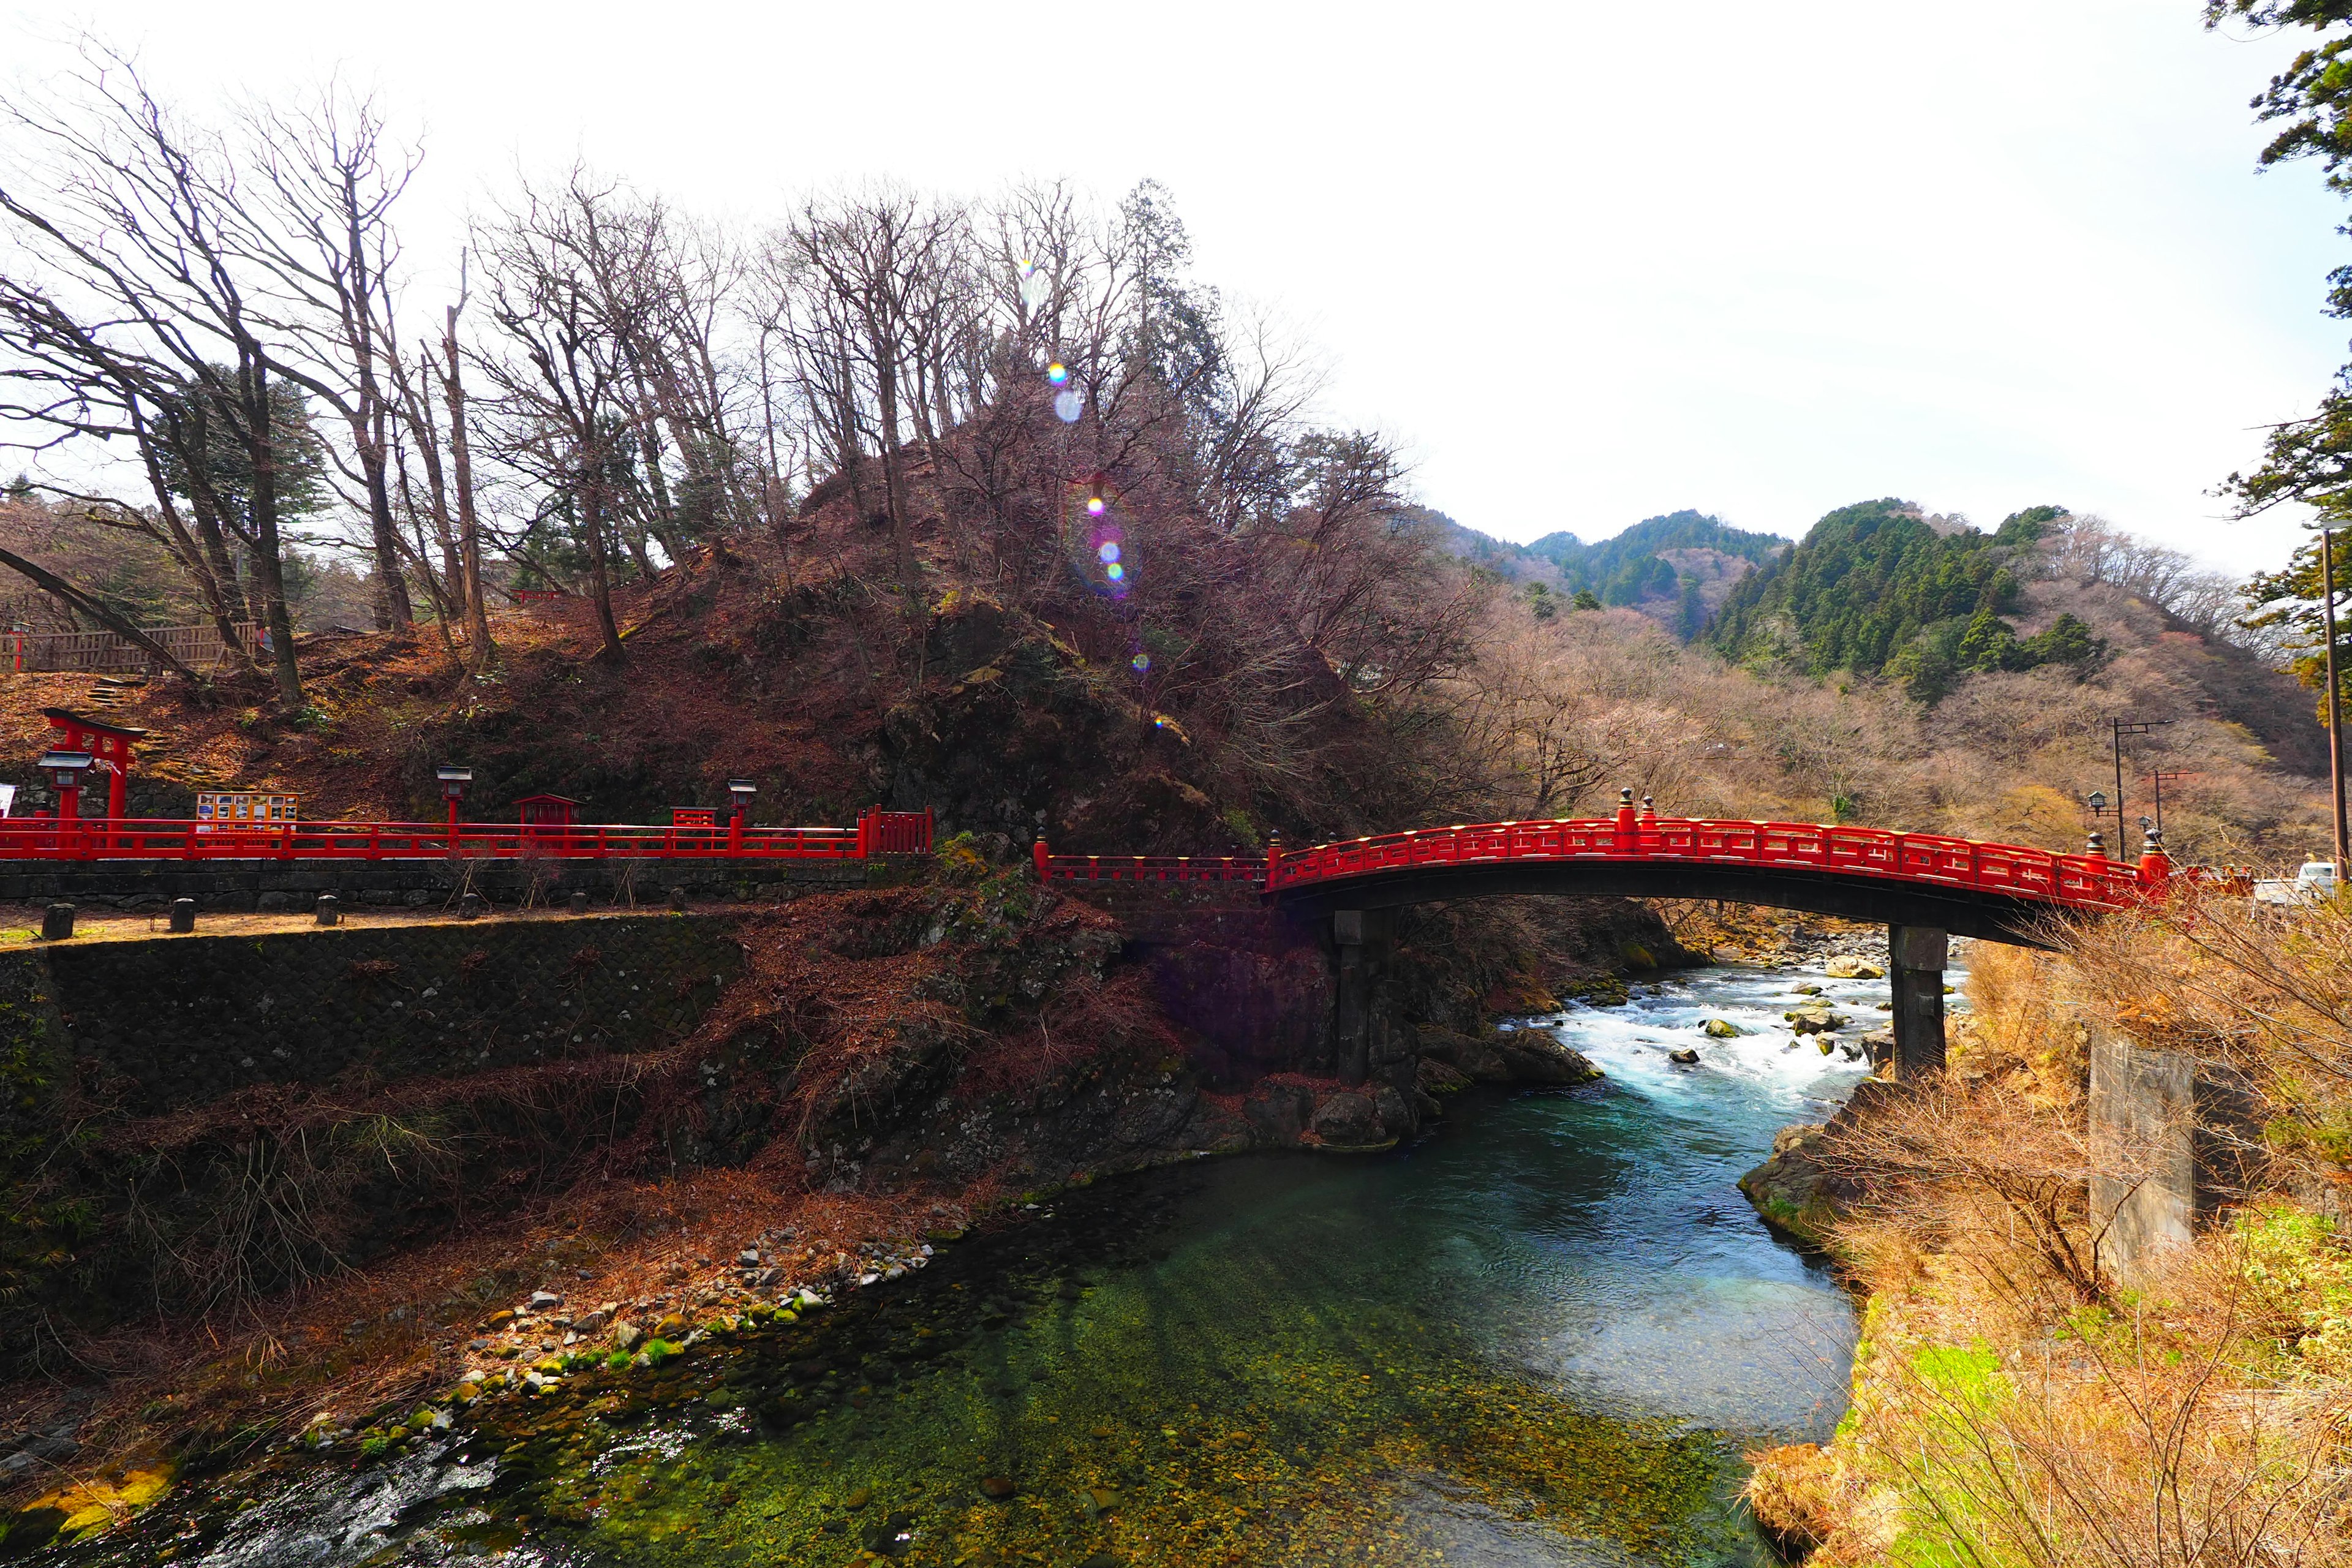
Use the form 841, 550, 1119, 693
727, 778, 756, 850
38, 751, 91, 822
436, 765, 473, 840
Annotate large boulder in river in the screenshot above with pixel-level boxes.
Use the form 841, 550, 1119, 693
1739, 1080, 1904, 1244
1417, 1057, 1472, 1095
1242, 1080, 1315, 1144
1306, 1091, 1389, 1150
1493, 1033, 1603, 1085
1415, 1024, 1601, 1087
1823, 956, 1885, 980
1738, 1124, 1838, 1245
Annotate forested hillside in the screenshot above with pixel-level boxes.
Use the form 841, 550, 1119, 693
1427, 508, 1786, 638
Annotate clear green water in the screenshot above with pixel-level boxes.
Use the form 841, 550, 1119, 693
154, 962, 1879, 1567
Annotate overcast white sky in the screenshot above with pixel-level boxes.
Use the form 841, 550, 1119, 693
6, 1, 2345, 570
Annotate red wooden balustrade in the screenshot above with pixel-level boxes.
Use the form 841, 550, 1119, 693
1030, 812, 2197, 912
0, 807, 932, 863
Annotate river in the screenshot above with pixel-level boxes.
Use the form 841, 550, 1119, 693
162, 956, 1912, 1567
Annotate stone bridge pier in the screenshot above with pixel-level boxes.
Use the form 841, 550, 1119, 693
1888, 924, 1948, 1082
1331, 907, 1395, 1087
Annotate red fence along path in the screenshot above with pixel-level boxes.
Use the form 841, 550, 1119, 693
1031, 812, 2181, 914
0, 807, 933, 863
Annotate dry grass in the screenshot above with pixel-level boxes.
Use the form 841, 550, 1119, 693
1751, 900, 2352, 1566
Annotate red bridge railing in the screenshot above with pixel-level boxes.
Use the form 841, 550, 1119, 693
1032, 811, 2187, 913
0, 807, 932, 863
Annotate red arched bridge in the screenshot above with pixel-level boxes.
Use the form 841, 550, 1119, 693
1033, 793, 2228, 1086
1032, 796, 2188, 941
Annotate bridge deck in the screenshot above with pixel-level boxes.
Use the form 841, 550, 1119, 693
1034, 812, 2222, 945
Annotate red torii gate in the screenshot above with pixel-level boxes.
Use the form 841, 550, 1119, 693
43, 708, 144, 820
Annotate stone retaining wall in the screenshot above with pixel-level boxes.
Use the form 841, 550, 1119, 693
34, 913, 746, 1114
0, 913, 753, 1367
0, 855, 869, 912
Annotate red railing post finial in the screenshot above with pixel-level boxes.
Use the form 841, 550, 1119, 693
1613, 788, 1637, 853
1033, 837, 1049, 879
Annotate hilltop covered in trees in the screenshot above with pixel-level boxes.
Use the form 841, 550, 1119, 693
1426, 508, 1785, 638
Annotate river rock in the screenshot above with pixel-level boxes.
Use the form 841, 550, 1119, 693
979, 1474, 1017, 1499
1823, 956, 1885, 980
611, 1321, 644, 1352
1308, 1091, 1387, 1149
1242, 1081, 1314, 1143
1491, 1033, 1603, 1085
1702, 1018, 1741, 1038
1667, 1048, 1700, 1065
1738, 1124, 1838, 1245
1416, 1057, 1472, 1094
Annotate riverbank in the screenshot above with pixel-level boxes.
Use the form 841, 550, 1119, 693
13, 941, 1883, 1566
0, 862, 1680, 1554
1738, 914, 2352, 1564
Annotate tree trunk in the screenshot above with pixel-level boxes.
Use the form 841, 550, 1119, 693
359, 407, 415, 631
582, 483, 624, 658
247, 361, 304, 708
443, 305, 494, 668
873, 352, 925, 638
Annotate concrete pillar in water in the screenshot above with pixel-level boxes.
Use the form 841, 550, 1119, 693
1887, 924, 1947, 1082
1332, 909, 1393, 1087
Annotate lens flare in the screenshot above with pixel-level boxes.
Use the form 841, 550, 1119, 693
1097, 541, 1120, 564
1016, 259, 1050, 311
1131, 652, 1151, 673
1045, 362, 1069, 386
1054, 390, 1083, 423
1105, 562, 1125, 581
1085, 496, 1106, 517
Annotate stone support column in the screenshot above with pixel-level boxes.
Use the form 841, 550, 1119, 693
1332, 908, 1393, 1087
2089, 1022, 2260, 1283
1888, 924, 1948, 1082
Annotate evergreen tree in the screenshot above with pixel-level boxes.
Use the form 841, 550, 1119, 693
1710, 498, 2054, 690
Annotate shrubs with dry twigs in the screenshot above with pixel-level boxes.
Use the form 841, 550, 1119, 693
1749, 898, 2352, 1564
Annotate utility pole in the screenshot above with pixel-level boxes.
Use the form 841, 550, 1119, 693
2149, 770, 2187, 844
2109, 717, 2173, 861
2323, 526, 2348, 882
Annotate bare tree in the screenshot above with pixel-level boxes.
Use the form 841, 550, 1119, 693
472, 168, 663, 657
771, 190, 971, 639
0, 50, 304, 703
226, 85, 420, 633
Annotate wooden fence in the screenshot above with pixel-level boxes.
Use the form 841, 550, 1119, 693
7, 624, 260, 674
